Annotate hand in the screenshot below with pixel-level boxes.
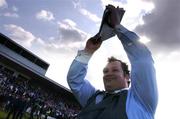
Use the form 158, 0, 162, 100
84, 34, 102, 54
106, 5, 124, 28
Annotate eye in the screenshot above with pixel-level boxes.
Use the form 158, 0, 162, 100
112, 69, 119, 72
103, 68, 108, 74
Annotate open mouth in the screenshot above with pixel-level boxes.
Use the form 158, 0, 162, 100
104, 76, 116, 81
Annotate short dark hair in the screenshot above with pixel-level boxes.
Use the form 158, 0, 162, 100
108, 56, 130, 76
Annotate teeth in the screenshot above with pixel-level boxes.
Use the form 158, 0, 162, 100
105, 78, 115, 81
105, 77, 115, 79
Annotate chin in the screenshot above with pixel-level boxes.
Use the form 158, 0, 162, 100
105, 87, 115, 92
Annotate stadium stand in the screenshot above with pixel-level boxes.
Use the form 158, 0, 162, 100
0, 33, 81, 119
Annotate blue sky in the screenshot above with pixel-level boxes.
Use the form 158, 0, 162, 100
1, 0, 180, 118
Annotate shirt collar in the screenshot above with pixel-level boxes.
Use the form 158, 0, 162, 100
107, 88, 129, 94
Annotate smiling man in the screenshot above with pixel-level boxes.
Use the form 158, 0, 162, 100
67, 5, 158, 119
103, 56, 130, 92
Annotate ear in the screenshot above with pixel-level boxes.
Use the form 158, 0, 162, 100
124, 74, 130, 86
124, 74, 130, 81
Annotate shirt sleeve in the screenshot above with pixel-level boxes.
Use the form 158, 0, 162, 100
115, 25, 158, 114
67, 50, 96, 107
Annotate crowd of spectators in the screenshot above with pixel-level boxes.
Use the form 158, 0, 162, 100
0, 66, 81, 119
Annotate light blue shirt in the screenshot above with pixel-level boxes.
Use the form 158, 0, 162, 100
67, 25, 158, 119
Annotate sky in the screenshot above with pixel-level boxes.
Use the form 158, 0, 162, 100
0, 0, 180, 118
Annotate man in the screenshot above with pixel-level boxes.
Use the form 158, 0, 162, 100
67, 5, 158, 119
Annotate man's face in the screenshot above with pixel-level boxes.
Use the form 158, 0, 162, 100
103, 61, 128, 92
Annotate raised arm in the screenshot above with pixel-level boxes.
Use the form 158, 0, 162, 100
67, 36, 102, 107
115, 25, 158, 114
105, 4, 158, 113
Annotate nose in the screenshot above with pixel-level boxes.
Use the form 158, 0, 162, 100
104, 69, 114, 76
103, 72, 114, 80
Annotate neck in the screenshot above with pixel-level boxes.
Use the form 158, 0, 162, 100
107, 87, 129, 93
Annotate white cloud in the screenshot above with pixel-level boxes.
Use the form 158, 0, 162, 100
62, 19, 77, 27
79, 8, 101, 23
36, 10, 55, 21
31, 19, 88, 54
100, 0, 154, 11
2, 24, 64, 54
125, 0, 154, 18
72, 0, 81, 9
124, 0, 154, 30
72, 0, 101, 24
3, 20, 87, 55
139, 36, 151, 44
4, 24, 36, 47
99, 0, 154, 30
140, 0, 153, 2
3, 19, 88, 54
57, 19, 88, 44
3, 12, 19, 18
135, 0, 180, 53
3, 24, 76, 54
1, 5, 19, 18
0, 0, 7, 8
100, 0, 125, 8
12, 6, 18, 12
